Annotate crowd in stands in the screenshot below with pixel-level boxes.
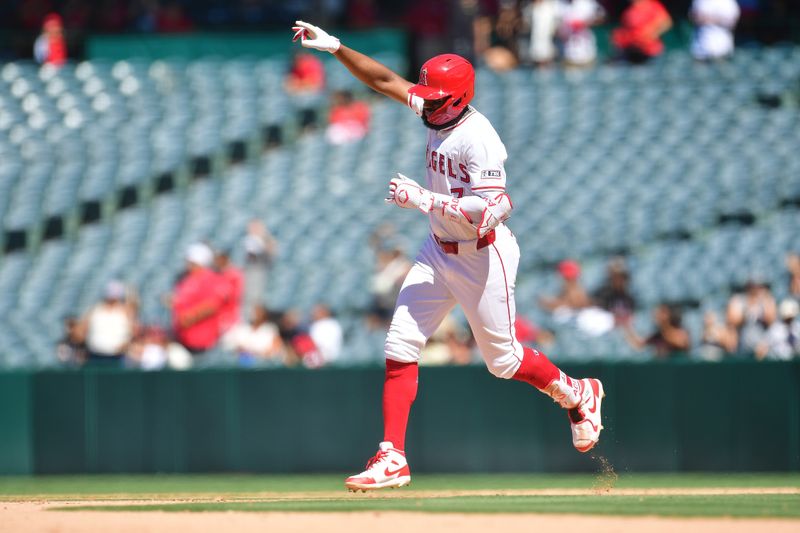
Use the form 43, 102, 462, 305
3, 1, 797, 67
283, 51, 373, 141
478, 0, 748, 70
535, 253, 800, 361
280, 0, 792, 72
4, 2, 795, 368
56, 220, 345, 370
359, 219, 800, 364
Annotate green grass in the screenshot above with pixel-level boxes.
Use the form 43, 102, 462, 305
0, 473, 799, 497
2, 473, 799, 518
60, 494, 800, 518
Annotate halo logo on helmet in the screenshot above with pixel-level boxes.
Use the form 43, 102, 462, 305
409, 54, 475, 129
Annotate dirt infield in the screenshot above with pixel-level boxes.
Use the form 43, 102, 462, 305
2, 488, 799, 533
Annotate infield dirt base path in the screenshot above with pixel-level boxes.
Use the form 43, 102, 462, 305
2, 488, 799, 533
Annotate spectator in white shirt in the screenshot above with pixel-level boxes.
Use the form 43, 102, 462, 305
523, 0, 561, 66
222, 304, 284, 366
83, 280, 137, 365
690, 0, 740, 61
757, 299, 800, 361
558, 0, 605, 67
309, 304, 343, 366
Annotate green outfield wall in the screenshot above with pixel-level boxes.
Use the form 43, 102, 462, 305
0, 360, 798, 475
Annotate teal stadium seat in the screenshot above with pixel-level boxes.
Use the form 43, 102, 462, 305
0, 48, 799, 366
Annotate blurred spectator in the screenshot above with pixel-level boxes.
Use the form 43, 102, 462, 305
726, 279, 776, 355
171, 243, 229, 354
697, 310, 738, 361
477, 1, 523, 71
83, 280, 137, 365
541, 259, 615, 336
309, 304, 344, 366
449, 0, 484, 64
132, 0, 159, 32
326, 90, 371, 145
95, 0, 131, 32
623, 303, 691, 358
368, 245, 412, 329
786, 253, 800, 301
406, 0, 449, 72
611, 0, 672, 64
756, 299, 800, 361
515, 315, 555, 349
222, 304, 284, 367
558, 0, 605, 67
34, 13, 67, 67
214, 249, 244, 334
237, 0, 269, 26
62, 0, 92, 31
421, 313, 474, 365
539, 259, 592, 319
56, 316, 87, 367
522, 0, 560, 66
348, 0, 379, 29
285, 51, 326, 130
127, 325, 169, 370
592, 257, 636, 326
690, 0, 740, 61
156, 1, 194, 32
278, 308, 321, 367
242, 219, 278, 311
444, 328, 474, 364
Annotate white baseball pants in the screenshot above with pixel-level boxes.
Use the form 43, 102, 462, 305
384, 226, 524, 378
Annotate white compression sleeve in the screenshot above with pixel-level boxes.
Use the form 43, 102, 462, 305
428, 192, 513, 237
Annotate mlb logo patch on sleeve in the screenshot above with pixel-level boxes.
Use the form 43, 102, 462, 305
481, 170, 503, 179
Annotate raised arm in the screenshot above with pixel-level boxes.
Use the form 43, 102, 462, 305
292, 21, 412, 105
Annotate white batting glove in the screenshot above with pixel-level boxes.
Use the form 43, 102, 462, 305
385, 173, 434, 214
292, 20, 341, 53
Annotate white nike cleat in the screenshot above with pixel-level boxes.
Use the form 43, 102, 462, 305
345, 441, 411, 492
568, 378, 605, 453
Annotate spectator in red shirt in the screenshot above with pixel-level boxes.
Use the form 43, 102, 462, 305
34, 13, 67, 67
285, 51, 326, 130
612, 0, 673, 64
514, 315, 555, 349
326, 90, 371, 145
214, 249, 244, 334
285, 51, 325, 93
172, 243, 230, 354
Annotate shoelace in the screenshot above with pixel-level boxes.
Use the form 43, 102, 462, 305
549, 389, 570, 407
544, 382, 576, 409
365, 450, 389, 470
546, 380, 588, 410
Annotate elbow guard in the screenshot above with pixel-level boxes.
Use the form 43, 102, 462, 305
477, 193, 513, 237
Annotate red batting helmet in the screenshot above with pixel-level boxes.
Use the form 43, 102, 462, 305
409, 54, 475, 126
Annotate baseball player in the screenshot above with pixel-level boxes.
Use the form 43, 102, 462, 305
291, 21, 605, 492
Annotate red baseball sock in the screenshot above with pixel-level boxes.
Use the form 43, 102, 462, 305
512, 347, 581, 406
383, 359, 418, 451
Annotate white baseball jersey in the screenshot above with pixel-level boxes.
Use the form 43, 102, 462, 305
383, 94, 524, 379
408, 94, 509, 241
